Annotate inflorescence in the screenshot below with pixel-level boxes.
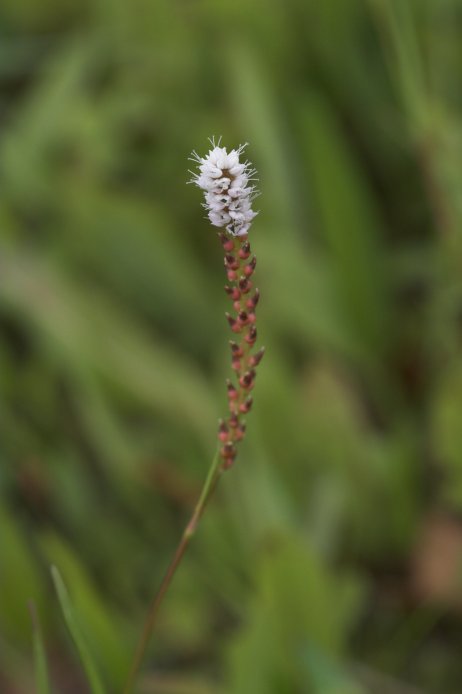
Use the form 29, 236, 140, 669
189, 137, 258, 237
190, 139, 263, 468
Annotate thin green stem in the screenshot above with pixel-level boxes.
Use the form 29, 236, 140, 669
123, 448, 222, 694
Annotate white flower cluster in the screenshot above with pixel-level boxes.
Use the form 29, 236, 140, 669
190, 139, 258, 237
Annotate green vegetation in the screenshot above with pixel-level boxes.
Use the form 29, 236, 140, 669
2, 0, 462, 691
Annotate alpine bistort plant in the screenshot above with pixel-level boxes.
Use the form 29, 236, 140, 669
124, 139, 263, 693
190, 138, 263, 468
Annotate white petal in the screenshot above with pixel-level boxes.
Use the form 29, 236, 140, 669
229, 163, 245, 176
227, 151, 239, 168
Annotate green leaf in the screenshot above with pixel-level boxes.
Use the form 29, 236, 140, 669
30, 602, 52, 694
0, 508, 46, 646
301, 91, 390, 358
51, 565, 107, 694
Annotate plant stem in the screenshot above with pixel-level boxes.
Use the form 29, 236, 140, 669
123, 448, 222, 694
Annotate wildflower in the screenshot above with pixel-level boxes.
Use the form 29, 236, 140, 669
189, 137, 258, 237
190, 138, 264, 469
120, 140, 263, 694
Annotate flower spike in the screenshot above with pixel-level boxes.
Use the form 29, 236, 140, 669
190, 138, 264, 468
189, 139, 258, 237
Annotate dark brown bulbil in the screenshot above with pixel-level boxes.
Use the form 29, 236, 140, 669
217, 232, 264, 468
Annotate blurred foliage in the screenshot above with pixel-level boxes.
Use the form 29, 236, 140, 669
2, 0, 462, 692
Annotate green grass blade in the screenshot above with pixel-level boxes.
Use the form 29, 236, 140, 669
29, 602, 52, 694
51, 566, 107, 694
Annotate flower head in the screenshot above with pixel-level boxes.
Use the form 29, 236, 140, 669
189, 138, 258, 237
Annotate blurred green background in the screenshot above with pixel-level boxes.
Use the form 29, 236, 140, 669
3, 0, 462, 692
